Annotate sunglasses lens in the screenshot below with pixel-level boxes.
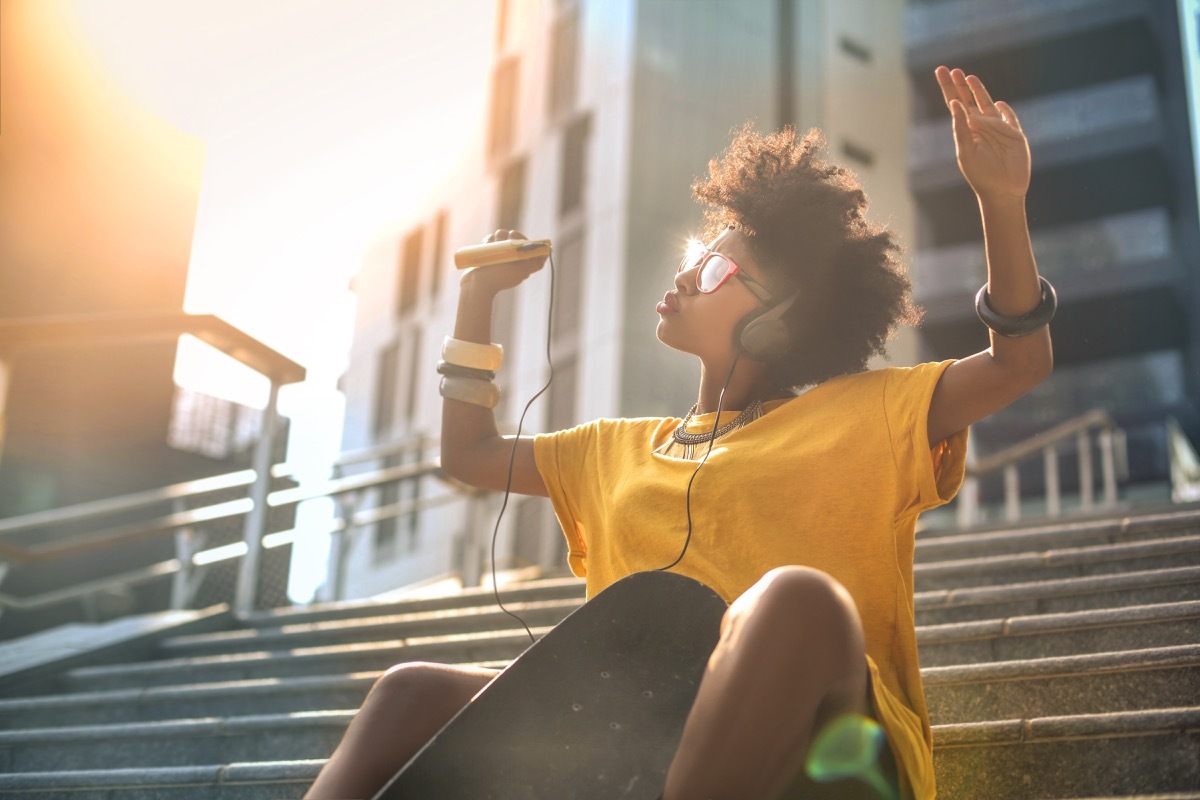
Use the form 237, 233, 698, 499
697, 255, 732, 292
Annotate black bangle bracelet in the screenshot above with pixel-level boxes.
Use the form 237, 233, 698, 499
975, 276, 1057, 338
437, 360, 497, 381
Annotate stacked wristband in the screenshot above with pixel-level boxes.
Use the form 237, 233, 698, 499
439, 336, 503, 409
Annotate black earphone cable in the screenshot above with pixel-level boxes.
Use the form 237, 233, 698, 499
657, 353, 741, 572
489, 249, 556, 644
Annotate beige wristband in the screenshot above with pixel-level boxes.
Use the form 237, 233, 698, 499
442, 336, 504, 371
439, 375, 501, 409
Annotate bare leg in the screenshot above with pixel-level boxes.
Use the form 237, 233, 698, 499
304, 662, 498, 800
662, 566, 880, 800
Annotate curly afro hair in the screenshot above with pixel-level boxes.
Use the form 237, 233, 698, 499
692, 124, 921, 390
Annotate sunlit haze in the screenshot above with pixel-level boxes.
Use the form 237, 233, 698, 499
65, 0, 491, 450
61, 0, 494, 598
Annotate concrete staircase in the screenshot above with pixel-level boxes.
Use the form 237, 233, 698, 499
1, 506, 1199, 798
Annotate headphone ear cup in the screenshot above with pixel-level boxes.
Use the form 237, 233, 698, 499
737, 292, 798, 361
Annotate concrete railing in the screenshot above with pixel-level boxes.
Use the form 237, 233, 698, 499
0, 312, 305, 619
957, 408, 1128, 527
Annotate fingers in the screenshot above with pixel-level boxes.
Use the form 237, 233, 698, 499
948, 99, 973, 150
965, 74, 998, 116
484, 229, 527, 243
935, 66, 1001, 118
996, 100, 1023, 132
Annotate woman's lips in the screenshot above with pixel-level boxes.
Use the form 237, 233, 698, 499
657, 292, 679, 315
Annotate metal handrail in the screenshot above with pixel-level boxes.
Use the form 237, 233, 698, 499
0, 311, 305, 384
957, 408, 1128, 527
0, 311, 308, 617
0, 461, 444, 565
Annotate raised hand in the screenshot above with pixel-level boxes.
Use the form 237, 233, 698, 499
935, 66, 1030, 202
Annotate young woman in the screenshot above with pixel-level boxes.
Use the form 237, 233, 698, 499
305, 66, 1053, 800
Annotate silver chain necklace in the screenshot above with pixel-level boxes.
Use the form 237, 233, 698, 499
672, 399, 765, 446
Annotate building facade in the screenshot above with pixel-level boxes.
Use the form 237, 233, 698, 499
335, 0, 914, 601
906, 0, 1200, 495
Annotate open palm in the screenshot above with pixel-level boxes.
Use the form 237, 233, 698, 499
935, 66, 1030, 201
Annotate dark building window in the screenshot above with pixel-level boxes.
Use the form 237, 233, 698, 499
430, 210, 448, 300
559, 114, 591, 218
404, 327, 423, 423
842, 140, 874, 167
839, 34, 872, 63
497, 157, 527, 230
396, 228, 423, 316
374, 481, 398, 560
552, 229, 584, 344
495, 0, 509, 51
373, 340, 399, 439
488, 56, 520, 161
547, 6, 580, 120
547, 353, 578, 432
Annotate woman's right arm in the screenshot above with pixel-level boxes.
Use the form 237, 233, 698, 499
439, 231, 549, 497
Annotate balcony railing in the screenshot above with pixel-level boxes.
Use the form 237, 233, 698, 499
912, 207, 1174, 299
906, 0, 1145, 54
910, 75, 1159, 173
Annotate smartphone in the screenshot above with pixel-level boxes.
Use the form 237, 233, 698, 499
454, 239, 552, 270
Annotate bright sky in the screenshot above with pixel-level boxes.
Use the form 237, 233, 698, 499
66, 0, 494, 600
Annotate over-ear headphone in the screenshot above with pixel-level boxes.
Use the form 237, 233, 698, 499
736, 291, 800, 361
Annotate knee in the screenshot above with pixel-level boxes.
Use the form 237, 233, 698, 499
366, 662, 455, 712
737, 566, 864, 644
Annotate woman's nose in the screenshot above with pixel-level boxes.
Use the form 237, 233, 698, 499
674, 264, 698, 294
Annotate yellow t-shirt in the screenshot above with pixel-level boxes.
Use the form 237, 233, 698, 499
533, 360, 968, 800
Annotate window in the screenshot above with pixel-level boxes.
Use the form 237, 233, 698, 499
552, 229, 584, 344
430, 210, 448, 300
396, 228, 423, 316
404, 327, 423, 424
547, 354, 578, 432
547, 7, 580, 120
373, 340, 400, 438
374, 481, 398, 560
488, 57, 520, 161
559, 114, 591, 218
838, 34, 872, 63
842, 140, 874, 167
512, 496, 548, 567
497, 158, 527, 230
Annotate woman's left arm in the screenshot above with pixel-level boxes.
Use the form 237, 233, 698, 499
926, 66, 1054, 447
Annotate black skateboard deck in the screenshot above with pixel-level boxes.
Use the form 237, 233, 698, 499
373, 570, 728, 800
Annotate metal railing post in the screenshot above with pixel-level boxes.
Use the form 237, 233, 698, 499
1099, 428, 1117, 506
235, 379, 282, 616
1077, 430, 1094, 510
1044, 445, 1061, 517
1004, 463, 1020, 521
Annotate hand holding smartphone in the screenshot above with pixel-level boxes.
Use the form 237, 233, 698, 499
454, 238, 552, 269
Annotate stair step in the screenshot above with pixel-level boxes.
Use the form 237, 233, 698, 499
0, 760, 323, 799
917, 600, 1200, 666
915, 565, 1200, 624
924, 644, 1200, 723
245, 576, 585, 627
6, 601, 1198, 730
916, 508, 1200, 558
64, 627, 547, 692
0, 673, 379, 730
932, 707, 1200, 798
913, 534, 1200, 591
0, 712, 351, 773
159, 598, 582, 658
